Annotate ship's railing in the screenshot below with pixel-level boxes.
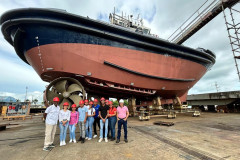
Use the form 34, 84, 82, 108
109, 8, 143, 28
109, 7, 152, 36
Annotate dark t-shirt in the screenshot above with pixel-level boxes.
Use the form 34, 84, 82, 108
99, 105, 109, 119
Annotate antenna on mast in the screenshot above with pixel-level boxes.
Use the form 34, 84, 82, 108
25, 86, 28, 102
215, 82, 220, 93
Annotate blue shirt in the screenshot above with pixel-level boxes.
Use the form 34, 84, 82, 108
78, 106, 88, 122
92, 104, 100, 118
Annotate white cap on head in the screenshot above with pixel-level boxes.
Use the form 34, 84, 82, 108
119, 99, 124, 103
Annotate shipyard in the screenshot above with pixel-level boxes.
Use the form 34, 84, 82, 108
0, 0, 240, 160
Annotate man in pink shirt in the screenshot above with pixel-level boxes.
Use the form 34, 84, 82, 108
116, 99, 129, 143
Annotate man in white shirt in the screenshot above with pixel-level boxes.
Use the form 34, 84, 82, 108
43, 97, 60, 151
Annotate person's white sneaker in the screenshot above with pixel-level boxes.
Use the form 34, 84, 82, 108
93, 135, 97, 138
88, 138, 92, 140
60, 141, 63, 146
69, 139, 73, 143
105, 138, 108, 142
73, 139, 77, 143
98, 138, 103, 142
85, 137, 88, 139
63, 141, 66, 145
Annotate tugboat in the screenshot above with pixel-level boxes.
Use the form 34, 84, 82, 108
0, 8, 215, 107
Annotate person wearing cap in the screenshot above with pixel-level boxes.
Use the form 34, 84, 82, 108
69, 104, 79, 143
84, 99, 89, 109
78, 100, 88, 143
92, 98, 100, 138
89, 101, 93, 106
43, 97, 60, 151
103, 99, 109, 138
108, 101, 117, 141
59, 102, 71, 146
116, 99, 129, 143
83, 99, 90, 138
98, 97, 109, 142
105, 99, 109, 106
85, 101, 95, 140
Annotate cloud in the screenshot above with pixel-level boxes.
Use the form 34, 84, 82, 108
97, 12, 109, 22
0, 34, 16, 55
0, 0, 239, 101
0, 52, 48, 93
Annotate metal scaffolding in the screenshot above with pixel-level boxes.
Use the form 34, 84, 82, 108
168, 0, 239, 45
222, 3, 240, 80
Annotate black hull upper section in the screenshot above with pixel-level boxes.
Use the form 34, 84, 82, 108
1, 8, 215, 69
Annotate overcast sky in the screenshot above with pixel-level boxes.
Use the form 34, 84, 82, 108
0, 0, 240, 102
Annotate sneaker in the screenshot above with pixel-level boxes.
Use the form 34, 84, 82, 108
116, 139, 120, 143
78, 137, 82, 141
81, 139, 85, 143
43, 147, 50, 151
69, 139, 73, 143
48, 144, 55, 148
88, 138, 92, 140
85, 137, 88, 139
63, 141, 66, 145
73, 139, 77, 143
124, 139, 128, 143
60, 141, 63, 146
93, 135, 97, 138
111, 138, 116, 141
98, 138, 103, 142
105, 138, 108, 142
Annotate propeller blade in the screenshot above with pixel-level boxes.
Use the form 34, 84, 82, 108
47, 90, 63, 103
54, 80, 67, 93
59, 98, 71, 109
69, 94, 82, 105
67, 83, 83, 94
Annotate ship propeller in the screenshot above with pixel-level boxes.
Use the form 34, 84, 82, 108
45, 77, 86, 108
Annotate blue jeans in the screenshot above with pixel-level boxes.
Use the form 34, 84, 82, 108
69, 124, 76, 140
109, 116, 117, 138
100, 119, 108, 138
86, 117, 94, 138
117, 119, 127, 140
59, 121, 69, 142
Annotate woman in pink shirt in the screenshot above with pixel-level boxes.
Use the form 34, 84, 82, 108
69, 104, 79, 143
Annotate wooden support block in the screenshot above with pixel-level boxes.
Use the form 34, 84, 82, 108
25, 115, 32, 119
153, 121, 174, 126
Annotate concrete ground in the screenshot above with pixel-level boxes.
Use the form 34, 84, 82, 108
0, 112, 240, 160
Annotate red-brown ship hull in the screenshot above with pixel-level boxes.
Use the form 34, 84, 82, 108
25, 43, 206, 102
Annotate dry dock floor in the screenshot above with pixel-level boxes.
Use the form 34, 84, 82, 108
0, 112, 240, 160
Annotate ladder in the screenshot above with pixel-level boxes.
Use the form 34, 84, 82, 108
222, 4, 240, 80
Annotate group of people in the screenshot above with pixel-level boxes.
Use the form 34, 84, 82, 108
43, 97, 129, 151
